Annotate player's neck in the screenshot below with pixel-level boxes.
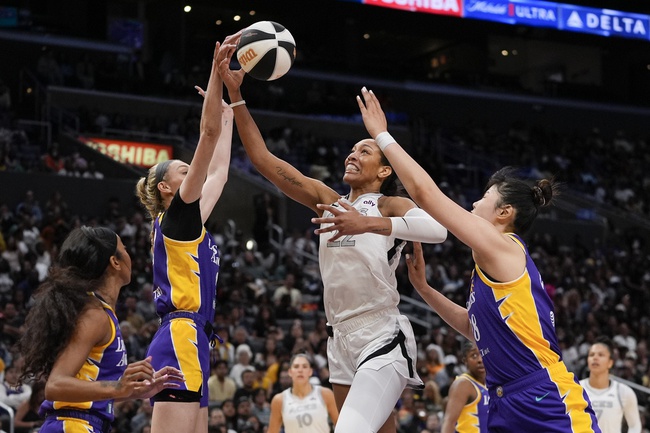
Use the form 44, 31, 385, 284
469, 372, 486, 386
588, 372, 610, 389
291, 383, 312, 398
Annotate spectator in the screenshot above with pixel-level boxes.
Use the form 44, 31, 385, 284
129, 399, 154, 433
235, 397, 253, 431
15, 191, 42, 225
220, 399, 238, 432
0, 364, 31, 415
212, 326, 236, 367
208, 360, 237, 405
270, 370, 292, 400
271, 273, 302, 311
250, 387, 271, 426
233, 370, 257, 405
230, 344, 255, 388
209, 407, 237, 433
13, 379, 44, 433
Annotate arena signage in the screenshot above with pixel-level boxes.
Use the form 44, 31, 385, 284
558, 5, 649, 39
361, 0, 462, 17
350, 0, 650, 41
82, 137, 173, 168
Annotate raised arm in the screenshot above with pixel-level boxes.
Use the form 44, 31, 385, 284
218, 34, 339, 215
358, 87, 522, 279
178, 41, 224, 205
200, 100, 234, 223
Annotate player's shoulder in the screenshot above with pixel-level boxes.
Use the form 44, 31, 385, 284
271, 390, 285, 405
378, 194, 415, 216
319, 386, 334, 397
617, 380, 637, 396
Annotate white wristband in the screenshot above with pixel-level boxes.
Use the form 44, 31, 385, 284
229, 100, 246, 108
374, 131, 396, 151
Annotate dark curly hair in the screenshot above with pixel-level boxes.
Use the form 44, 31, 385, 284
16, 226, 119, 384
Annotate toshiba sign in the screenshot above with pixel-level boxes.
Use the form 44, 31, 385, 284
82, 137, 173, 168
363, 0, 461, 16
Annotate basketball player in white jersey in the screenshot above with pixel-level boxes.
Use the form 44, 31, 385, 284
268, 354, 338, 433
580, 338, 641, 433
218, 35, 447, 433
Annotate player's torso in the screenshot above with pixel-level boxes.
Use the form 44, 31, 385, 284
152, 214, 219, 320
467, 234, 562, 387
282, 386, 330, 433
318, 193, 403, 325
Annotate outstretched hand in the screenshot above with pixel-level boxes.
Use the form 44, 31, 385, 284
117, 357, 184, 400
356, 87, 388, 140
312, 199, 366, 242
405, 242, 428, 292
217, 32, 246, 95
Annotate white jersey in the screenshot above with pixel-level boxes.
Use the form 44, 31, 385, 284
580, 378, 641, 433
319, 193, 404, 325
281, 385, 330, 433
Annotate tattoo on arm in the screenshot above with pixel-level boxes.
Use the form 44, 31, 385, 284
102, 381, 121, 389
276, 167, 303, 187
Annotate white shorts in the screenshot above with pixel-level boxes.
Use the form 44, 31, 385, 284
327, 307, 423, 388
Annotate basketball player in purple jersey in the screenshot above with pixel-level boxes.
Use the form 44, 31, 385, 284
17, 227, 183, 433
135, 37, 236, 433
316, 87, 601, 433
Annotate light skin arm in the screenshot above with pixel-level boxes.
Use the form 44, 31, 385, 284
358, 88, 524, 282
321, 387, 339, 426
406, 242, 472, 339
441, 377, 477, 433
267, 392, 284, 433
218, 36, 339, 215
178, 41, 224, 205
198, 99, 234, 223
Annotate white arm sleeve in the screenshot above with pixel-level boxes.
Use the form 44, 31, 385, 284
389, 207, 447, 243
621, 383, 642, 433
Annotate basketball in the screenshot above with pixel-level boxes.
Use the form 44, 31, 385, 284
236, 21, 296, 81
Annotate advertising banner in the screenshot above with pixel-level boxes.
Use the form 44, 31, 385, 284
347, 0, 650, 41
82, 137, 173, 168
558, 4, 650, 40
361, 0, 463, 17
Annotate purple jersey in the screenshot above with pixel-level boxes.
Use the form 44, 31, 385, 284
468, 234, 599, 432
40, 293, 126, 422
151, 211, 219, 323
148, 208, 220, 407
467, 233, 561, 388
